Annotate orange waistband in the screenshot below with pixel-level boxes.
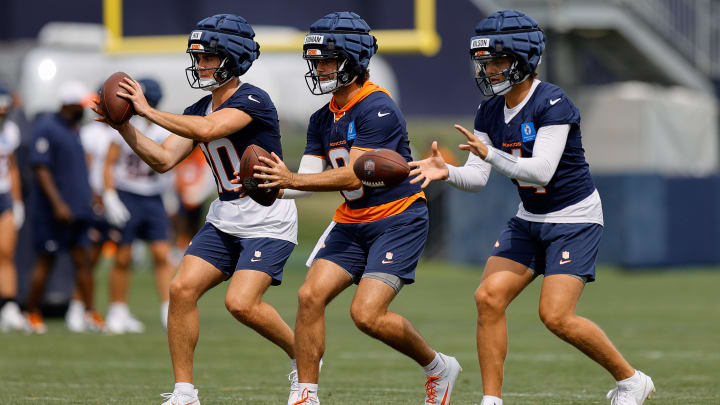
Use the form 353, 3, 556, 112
332, 192, 426, 224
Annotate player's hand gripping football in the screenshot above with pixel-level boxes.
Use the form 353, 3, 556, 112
116, 77, 152, 117
252, 153, 296, 189
456, 124, 489, 159
90, 101, 128, 131
409, 141, 449, 188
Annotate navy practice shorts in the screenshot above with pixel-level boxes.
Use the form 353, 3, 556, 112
0, 192, 11, 214
33, 218, 91, 253
185, 222, 295, 285
312, 200, 429, 284
117, 190, 169, 245
491, 216, 603, 282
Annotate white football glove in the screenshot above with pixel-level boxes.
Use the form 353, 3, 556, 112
12, 200, 24, 230
102, 189, 130, 227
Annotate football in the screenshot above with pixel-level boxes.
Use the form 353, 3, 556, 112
353, 148, 410, 187
99, 71, 135, 125
238, 144, 279, 206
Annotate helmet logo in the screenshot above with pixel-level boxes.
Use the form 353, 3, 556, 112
471, 38, 490, 48
304, 35, 324, 44
190, 31, 202, 40
306, 49, 322, 56
190, 44, 204, 51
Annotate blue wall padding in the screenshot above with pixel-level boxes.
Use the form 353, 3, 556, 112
443, 174, 720, 268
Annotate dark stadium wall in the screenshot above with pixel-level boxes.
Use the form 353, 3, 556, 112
1, 0, 485, 116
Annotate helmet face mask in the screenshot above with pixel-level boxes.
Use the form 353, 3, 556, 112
185, 52, 234, 91
303, 51, 358, 95
472, 51, 524, 96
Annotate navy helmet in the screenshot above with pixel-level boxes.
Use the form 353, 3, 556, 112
185, 14, 260, 91
470, 10, 545, 96
303, 11, 378, 95
138, 78, 163, 108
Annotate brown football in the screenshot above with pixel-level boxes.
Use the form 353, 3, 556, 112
353, 148, 410, 187
238, 144, 279, 206
99, 72, 135, 125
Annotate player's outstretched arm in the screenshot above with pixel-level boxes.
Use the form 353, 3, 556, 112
116, 78, 252, 143
251, 150, 362, 192
92, 102, 195, 174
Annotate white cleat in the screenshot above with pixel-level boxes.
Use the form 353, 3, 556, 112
606, 370, 656, 405
160, 389, 200, 405
66, 301, 86, 332
106, 312, 126, 334
424, 353, 462, 405
287, 359, 323, 405
124, 312, 145, 333
0, 302, 30, 332
291, 388, 319, 405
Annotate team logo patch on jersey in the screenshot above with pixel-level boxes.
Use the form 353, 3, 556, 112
347, 121, 357, 141
521, 122, 537, 143
304, 35, 324, 45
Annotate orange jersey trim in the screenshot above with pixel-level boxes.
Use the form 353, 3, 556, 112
333, 191, 425, 223
351, 146, 374, 151
329, 81, 391, 121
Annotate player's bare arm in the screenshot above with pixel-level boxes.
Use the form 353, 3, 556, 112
250, 149, 362, 191
409, 141, 449, 188
115, 77, 252, 142
91, 105, 195, 173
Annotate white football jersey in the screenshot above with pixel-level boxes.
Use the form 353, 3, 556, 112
199, 100, 298, 244
0, 120, 20, 193
112, 117, 174, 196
80, 121, 115, 195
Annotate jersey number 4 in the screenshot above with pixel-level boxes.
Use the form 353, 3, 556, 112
511, 149, 546, 194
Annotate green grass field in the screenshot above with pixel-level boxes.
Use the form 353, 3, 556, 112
2, 256, 719, 404
2, 195, 720, 404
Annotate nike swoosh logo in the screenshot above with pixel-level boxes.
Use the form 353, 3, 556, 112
248, 95, 261, 103
549, 98, 562, 105
381, 260, 393, 264
440, 382, 450, 405
378, 111, 390, 117
559, 259, 572, 265
250, 258, 262, 262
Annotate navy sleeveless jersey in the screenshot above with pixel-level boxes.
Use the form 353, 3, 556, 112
304, 91, 421, 210
183, 83, 282, 201
475, 82, 595, 214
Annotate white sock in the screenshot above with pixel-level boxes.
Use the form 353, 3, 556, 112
291, 359, 297, 370
297, 383, 318, 396
160, 301, 169, 328
482, 395, 503, 405
422, 352, 446, 376
175, 382, 195, 395
108, 302, 128, 315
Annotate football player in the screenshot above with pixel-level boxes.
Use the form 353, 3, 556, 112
409, 10, 655, 405
91, 14, 298, 405
245, 12, 461, 405
0, 84, 28, 332
27, 81, 105, 333
102, 77, 174, 333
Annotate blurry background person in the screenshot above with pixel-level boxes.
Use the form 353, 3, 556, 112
0, 84, 28, 332
25, 81, 104, 334
102, 78, 174, 333
67, 85, 123, 331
